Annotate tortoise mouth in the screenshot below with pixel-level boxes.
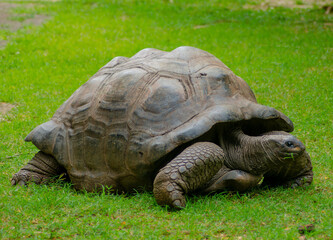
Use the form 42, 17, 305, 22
278, 143, 306, 159
277, 149, 304, 160
287, 147, 304, 156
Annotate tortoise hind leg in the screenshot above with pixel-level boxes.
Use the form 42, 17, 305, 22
11, 151, 65, 186
153, 142, 225, 209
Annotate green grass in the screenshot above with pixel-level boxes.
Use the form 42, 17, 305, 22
1, 0, 332, 239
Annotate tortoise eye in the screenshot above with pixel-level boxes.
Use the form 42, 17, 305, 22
285, 141, 295, 148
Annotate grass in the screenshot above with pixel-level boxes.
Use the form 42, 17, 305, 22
0, 0, 332, 239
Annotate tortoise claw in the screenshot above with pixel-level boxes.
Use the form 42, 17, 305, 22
153, 181, 186, 209
11, 172, 29, 186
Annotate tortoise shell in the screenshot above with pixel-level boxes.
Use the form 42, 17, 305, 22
25, 46, 293, 191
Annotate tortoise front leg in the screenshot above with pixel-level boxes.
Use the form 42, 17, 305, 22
264, 169, 313, 189
11, 151, 65, 186
201, 166, 263, 193
282, 171, 313, 188
153, 142, 225, 209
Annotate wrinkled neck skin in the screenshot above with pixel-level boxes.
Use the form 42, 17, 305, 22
219, 126, 279, 176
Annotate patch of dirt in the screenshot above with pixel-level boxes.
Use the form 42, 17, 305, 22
245, 0, 333, 10
0, 102, 15, 121
0, 40, 8, 48
0, 2, 49, 49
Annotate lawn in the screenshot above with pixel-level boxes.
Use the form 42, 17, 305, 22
0, 0, 332, 239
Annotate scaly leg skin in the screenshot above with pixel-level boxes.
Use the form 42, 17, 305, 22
11, 151, 65, 186
201, 166, 263, 193
153, 142, 225, 209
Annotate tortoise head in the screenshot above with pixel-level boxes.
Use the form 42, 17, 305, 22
258, 131, 313, 186
261, 131, 306, 161
221, 127, 311, 179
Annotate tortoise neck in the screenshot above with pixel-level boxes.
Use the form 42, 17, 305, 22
221, 127, 272, 175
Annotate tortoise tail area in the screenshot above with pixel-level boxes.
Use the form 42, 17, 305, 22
25, 120, 64, 157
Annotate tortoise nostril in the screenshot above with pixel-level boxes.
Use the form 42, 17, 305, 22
285, 141, 295, 148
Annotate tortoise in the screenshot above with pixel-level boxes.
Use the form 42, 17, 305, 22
12, 46, 313, 209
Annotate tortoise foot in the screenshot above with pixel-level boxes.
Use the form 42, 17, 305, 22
153, 181, 186, 209
283, 173, 313, 188
11, 170, 44, 186
11, 151, 65, 186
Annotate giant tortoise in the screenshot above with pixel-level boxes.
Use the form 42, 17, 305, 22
12, 46, 313, 208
